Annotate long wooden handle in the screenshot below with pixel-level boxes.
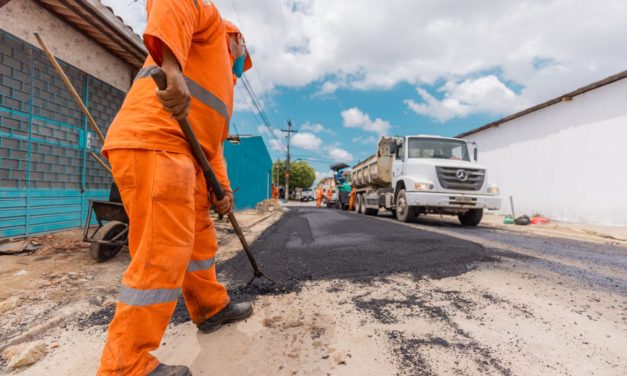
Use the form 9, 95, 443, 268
34, 33, 106, 145
150, 70, 226, 201
150, 69, 263, 276
90, 152, 113, 175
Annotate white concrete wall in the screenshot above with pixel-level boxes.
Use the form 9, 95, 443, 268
465, 78, 627, 226
0, 0, 133, 91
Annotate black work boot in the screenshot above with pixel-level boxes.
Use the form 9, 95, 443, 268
148, 364, 192, 376
197, 302, 254, 333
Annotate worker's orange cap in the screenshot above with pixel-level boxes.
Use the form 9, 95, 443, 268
224, 19, 253, 72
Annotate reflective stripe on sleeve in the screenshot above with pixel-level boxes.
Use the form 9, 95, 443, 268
187, 257, 216, 273
184, 77, 231, 123
118, 286, 181, 306
134, 66, 230, 123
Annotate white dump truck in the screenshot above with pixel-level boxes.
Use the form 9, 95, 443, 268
352, 135, 501, 226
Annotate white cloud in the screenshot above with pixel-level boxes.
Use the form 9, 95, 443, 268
268, 139, 285, 152
291, 132, 322, 150
341, 108, 391, 135
103, 0, 627, 119
257, 126, 285, 152
405, 75, 528, 122
300, 122, 333, 134
327, 147, 354, 162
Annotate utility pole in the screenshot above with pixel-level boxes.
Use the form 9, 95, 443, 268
281, 120, 297, 201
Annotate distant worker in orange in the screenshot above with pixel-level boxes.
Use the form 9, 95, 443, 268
316, 186, 324, 208
97, 2, 253, 375
349, 187, 356, 211
326, 188, 333, 207
272, 184, 279, 199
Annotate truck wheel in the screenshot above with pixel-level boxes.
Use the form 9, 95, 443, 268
458, 209, 484, 227
354, 194, 361, 213
359, 195, 367, 215
395, 189, 418, 223
89, 221, 127, 262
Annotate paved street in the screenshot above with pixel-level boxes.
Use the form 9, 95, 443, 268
10, 205, 627, 376
212, 205, 627, 375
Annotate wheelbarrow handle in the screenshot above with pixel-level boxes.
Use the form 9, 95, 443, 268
150, 69, 225, 201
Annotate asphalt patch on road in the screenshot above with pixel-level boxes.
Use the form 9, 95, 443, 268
162, 207, 505, 322
218, 207, 508, 296
79, 206, 520, 373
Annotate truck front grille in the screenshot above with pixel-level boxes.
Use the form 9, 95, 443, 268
436, 167, 485, 191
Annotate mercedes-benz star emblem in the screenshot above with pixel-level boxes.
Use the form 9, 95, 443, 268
456, 169, 469, 182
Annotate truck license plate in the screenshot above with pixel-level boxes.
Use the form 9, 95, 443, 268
453, 196, 473, 203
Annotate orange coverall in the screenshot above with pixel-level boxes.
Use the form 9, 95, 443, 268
316, 188, 323, 208
327, 189, 333, 205
98, 1, 235, 374
349, 188, 356, 211
272, 185, 279, 199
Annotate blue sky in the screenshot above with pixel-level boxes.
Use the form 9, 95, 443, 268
103, 0, 627, 175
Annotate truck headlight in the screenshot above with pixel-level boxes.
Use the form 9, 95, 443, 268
487, 186, 500, 195
414, 183, 434, 191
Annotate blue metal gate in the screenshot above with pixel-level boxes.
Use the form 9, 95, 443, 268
0, 30, 120, 238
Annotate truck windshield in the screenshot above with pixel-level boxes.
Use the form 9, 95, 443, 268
407, 138, 470, 161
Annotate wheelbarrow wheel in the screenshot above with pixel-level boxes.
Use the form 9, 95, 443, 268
89, 221, 127, 262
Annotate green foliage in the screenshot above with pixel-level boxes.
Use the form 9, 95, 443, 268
272, 160, 316, 188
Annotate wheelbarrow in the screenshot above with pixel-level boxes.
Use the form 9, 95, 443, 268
83, 184, 129, 262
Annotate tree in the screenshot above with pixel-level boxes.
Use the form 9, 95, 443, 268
272, 160, 316, 189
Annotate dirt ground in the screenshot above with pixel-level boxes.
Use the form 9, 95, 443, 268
0, 207, 283, 375
1, 203, 626, 376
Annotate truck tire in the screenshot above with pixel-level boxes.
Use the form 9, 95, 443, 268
359, 195, 367, 215
395, 189, 418, 223
458, 209, 484, 227
354, 194, 361, 213
89, 221, 127, 262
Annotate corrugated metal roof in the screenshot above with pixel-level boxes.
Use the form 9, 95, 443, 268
36, 0, 147, 68
457, 69, 627, 138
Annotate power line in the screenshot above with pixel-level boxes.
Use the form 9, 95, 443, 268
239, 75, 287, 152
229, 0, 283, 128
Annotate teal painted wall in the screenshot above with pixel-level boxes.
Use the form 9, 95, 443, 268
0, 29, 117, 238
0, 30, 273, 238
224, 136, 272, 210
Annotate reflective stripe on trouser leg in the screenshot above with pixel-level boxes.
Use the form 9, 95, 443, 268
98, 150, 197, 376
187, 257, 215, 273
182, 170, 229, 324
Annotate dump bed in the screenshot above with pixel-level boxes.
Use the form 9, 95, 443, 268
352, 137, 397, 188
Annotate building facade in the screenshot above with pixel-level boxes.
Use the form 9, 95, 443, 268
223, 136, 272, 210
460, 72, 627, 226
0, 0, 272, 238
0, 0, 144, 238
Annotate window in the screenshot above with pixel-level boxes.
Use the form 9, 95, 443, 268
407, 138, 470, 161
396, 141, 404, 160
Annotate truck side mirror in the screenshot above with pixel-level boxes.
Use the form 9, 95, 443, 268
389, 142, 397, 155
474, 147, 479, 162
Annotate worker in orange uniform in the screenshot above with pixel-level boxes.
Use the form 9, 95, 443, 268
326, 188, 333, 208
316, 187, 323, 208
349, 187, 356, 211
97, 1, 252, 375
272, 184, 279, 199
